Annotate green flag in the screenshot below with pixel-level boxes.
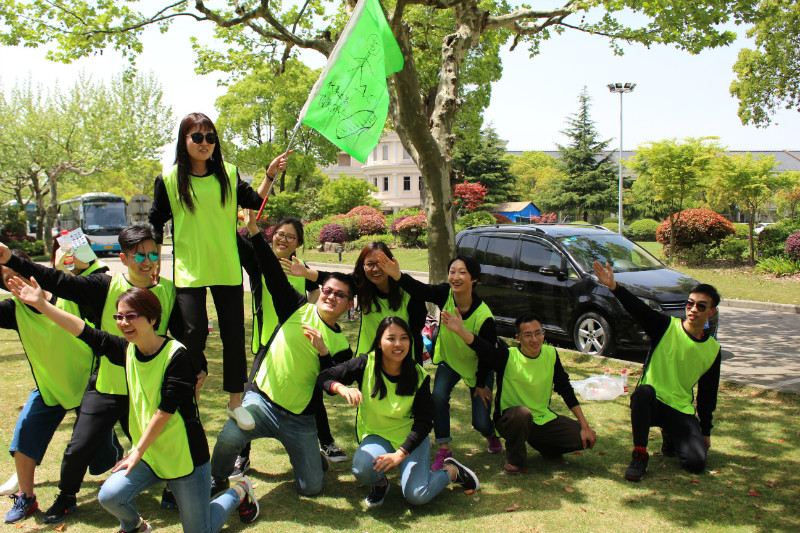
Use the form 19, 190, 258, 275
300, 0, 404, 163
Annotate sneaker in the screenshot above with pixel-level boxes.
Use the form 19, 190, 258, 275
160, 486, 178, 509
503, 461, 521, 475
443, 457, 480, 491
0, 473, 19, 496
235, 476, 259, 523
321, 442, 348, 462
229, 454, 251, 480
320, 450, 329, 472
43, 492, 77, 524
210, 476, 230, 499
660, 432, 676, 457
430, 448, 452, 472
624, 448, 649, 482
4, 493, 38, 524
487, 436, 503, 454
119, 518, 152, 533
365, 478, 389, 508
227, 404, 256, 431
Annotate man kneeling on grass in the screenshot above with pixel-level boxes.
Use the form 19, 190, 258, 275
491, 314, 596, 474
593, 261, 721, 482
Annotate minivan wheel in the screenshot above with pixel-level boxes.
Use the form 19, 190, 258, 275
573, 312, 615, 357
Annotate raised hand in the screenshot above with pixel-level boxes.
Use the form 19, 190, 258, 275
302, 325, 330, 355
377, 252, 401, 281
243, 209, 259, 236
267, 150, 293, 179
592, 261, 617, 290
0, 243, 11, 264
281, 257, 308, 278
440, 308, 464, 334
7, 276, 44, 309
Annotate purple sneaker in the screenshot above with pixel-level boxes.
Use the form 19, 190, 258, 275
487, 436, 503, 454
431, 448, 453, 471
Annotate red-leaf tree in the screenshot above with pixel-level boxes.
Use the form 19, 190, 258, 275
454, 181, 488, 213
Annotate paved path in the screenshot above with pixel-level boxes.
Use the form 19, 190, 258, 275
88, 253, 800, 395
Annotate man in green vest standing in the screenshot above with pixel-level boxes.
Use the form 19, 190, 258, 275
593, 261, 721, 482
492, 314, 597, 474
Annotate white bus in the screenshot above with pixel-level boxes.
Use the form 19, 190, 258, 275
56, 193, 128, 254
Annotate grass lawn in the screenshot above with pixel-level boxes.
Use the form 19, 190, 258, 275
638, 242, 800, 306
297, 247, 430, 272
0, 293, 797, 532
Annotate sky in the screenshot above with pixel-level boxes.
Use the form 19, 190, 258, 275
2, 7, 798, 171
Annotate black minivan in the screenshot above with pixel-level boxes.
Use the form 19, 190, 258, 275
455, 224, 715, 357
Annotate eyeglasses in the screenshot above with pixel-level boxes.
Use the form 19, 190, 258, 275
320, 286, 349, 301
685, 299, 709, 312
113, 312, 144, 322
127, 252, 159, 263
187, 132, 218, 144
363, 261, 381, 271
519, 332, 544, 340
274, 231, 297, 243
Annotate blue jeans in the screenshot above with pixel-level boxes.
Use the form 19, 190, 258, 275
352, 435, 450, 506
432, 362, 495, 443
210, 391, 323, 495
99, 461, 239, 533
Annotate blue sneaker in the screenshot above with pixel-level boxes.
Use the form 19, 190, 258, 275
4, 493, 38, 523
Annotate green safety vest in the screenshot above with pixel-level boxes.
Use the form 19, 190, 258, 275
55, 260, 108, 328
163, 163, 241, 288
95, 274, 176, 395
500, 345, 558, 425
254, 303, 350, 414
432, 292, 493, 387
356, 290, 412, 356
126, 338, 194, 479
640, 317, 720, 415
356, 352, 425, 449
251, 269, 308, 354
14, 297, 94, 409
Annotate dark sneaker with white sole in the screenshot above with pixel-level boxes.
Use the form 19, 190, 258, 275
43, 492, 77, 523
625, 448, 649, 482
235, 477, 259, 523
321, 442, 348, 462
229, 454, 251, 480
365, 478, 389, 508
443, 457, 480, 491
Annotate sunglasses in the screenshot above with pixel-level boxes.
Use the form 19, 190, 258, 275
113, 312, 144, 322
320, 286, 349, 301
127, 252, 159, 263
274, 231, 297, 243
187, 132, 218, 144
685, 299, 709, 312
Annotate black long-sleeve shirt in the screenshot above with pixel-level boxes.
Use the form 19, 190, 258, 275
397, 273, 495, 387
612, 283, 721, 435
149, 168, 264, 245
77, 325, 209, 468
318, 354, 433, 454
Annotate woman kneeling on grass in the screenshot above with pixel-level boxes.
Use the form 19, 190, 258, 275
7, 280, 259, 533
317, 316, 478, 508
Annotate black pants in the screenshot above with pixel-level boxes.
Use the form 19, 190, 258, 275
630, 384, 707, 473
177, 285, 246, 393
496, 407, 583, 467
58, 387, 129, 495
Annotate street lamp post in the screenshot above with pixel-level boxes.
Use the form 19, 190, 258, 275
607, 82, 635, 234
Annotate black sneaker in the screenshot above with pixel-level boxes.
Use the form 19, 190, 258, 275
365, 478, 389, 508
321, 442, 348, 462
160, 486, 178, 509
229, 454, 251, 480
235, 477, 259, 523
625, 448, 649, 482
443, 457, 480, 491
43, 492, 77, 524
660, 432, 676, 457
210, 476, 230, 500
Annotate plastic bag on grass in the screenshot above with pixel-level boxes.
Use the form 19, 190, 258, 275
570, 375, 626, 401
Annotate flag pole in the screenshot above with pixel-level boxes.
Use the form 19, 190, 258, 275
255, 116, 304, 220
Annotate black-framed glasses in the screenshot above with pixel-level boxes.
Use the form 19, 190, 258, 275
187, 132, 218, 144
685, 299, 709, 312
274, 231, 297, 243
128, 252, 159, 263
320, 286, 349, 301
113, 312, 144, 322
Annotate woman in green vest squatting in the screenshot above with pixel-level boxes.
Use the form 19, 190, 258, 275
7, 281, 260, 533
492, 314, 597, 474
0, 250, 118, 524
231, 211, 322, 477
285, 241, 428, 462
377, 254, 502, 471
318, 316, 479, 507
592, 261, 721, 482
149, 112, 290, 431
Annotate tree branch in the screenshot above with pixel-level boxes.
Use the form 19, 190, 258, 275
485, 6, 576, 32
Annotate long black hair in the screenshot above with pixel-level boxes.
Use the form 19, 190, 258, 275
353, 242, 402, 314
173, 113, 230, 212
369, 316, 418, 399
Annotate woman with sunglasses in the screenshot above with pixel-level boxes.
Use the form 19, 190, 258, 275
377, 254, 501, 471
149, 112, 290, 431
317, 316, 478, 508
6, 281, 260, 533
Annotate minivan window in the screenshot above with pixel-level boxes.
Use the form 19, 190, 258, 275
559, 234, 663, 272
484, 237, 517, 268
518, 239, 552, 271
458, 234, 479, 258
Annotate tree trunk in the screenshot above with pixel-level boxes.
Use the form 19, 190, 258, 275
43, 168, 64, 254
28, 171, 48, 242
748, 207, 756, 265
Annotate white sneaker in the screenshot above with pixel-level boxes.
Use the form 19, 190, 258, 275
0, 473, 18, 496
227, 404, 256, 431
